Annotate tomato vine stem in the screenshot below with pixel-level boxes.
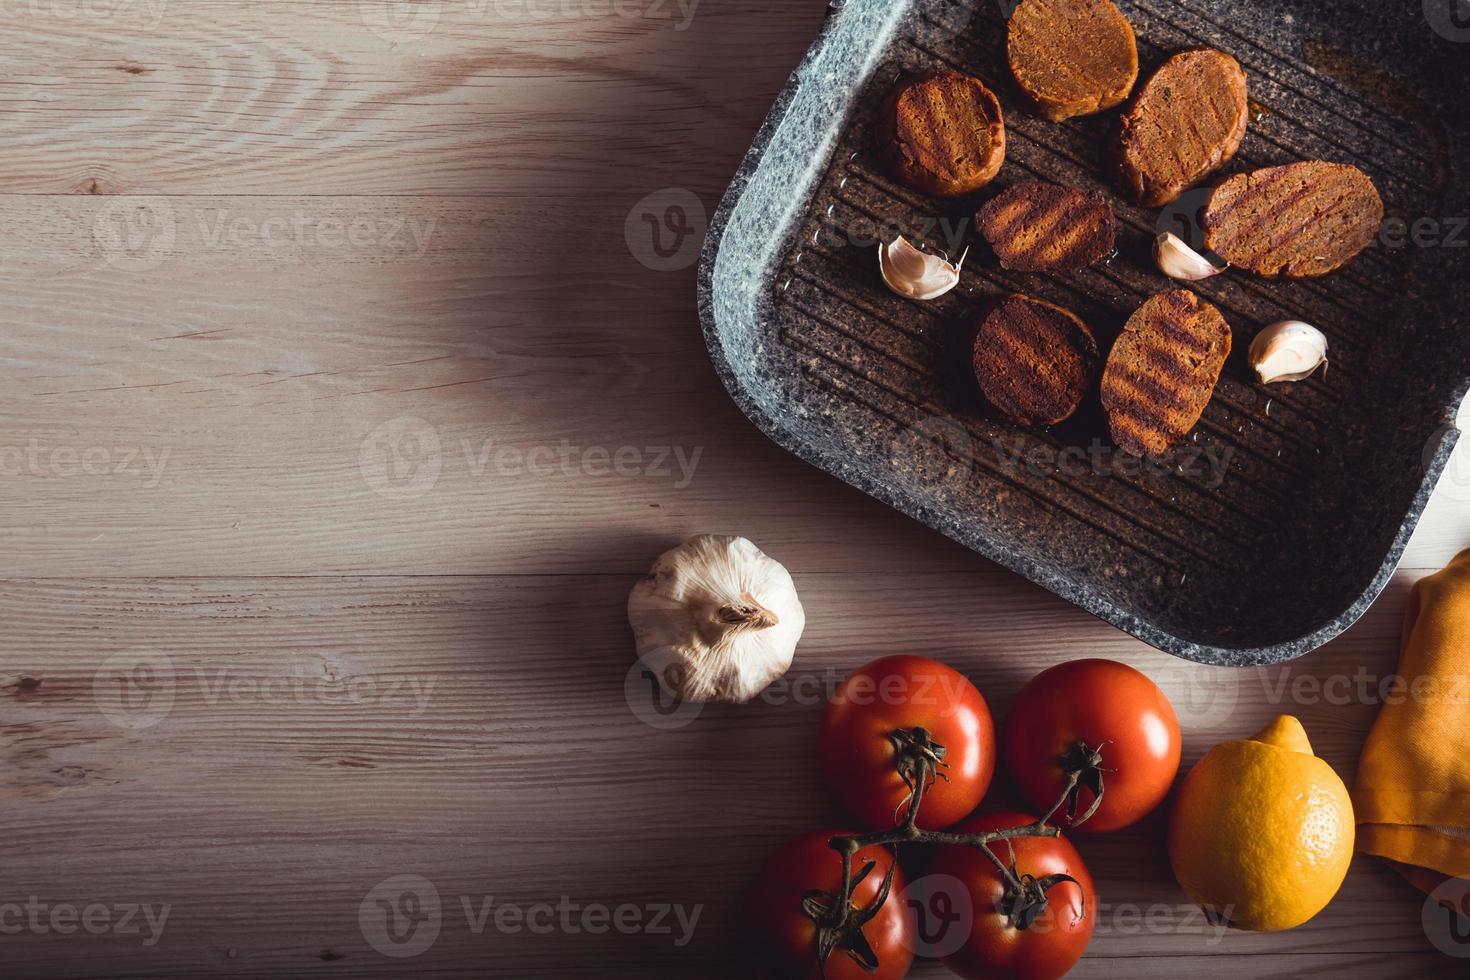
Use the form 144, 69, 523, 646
803, 726, 1094, 977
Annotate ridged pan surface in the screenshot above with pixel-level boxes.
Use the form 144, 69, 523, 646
698, 0, 1470, 664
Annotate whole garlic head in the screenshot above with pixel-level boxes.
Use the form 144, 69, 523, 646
879, 236, 967, 300
1250, 320, 1329, 383
627, 535, 805, 704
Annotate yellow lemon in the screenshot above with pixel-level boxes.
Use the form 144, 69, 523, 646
1168, 714, 1354, 931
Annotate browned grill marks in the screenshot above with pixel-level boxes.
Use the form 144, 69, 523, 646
1008, 0, 1139, 121
877, 71, 1006, 197
1203, 164, 1295, 228
1115, 48, 1249, 207
1110, 373, 1192, 415
973, 295, 1100, 426
1101, 290, 1232, 456
1202, 161, 1383, 277
977, 181, 1117, 272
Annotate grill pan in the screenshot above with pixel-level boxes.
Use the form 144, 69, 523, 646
698, 0, 1470, 665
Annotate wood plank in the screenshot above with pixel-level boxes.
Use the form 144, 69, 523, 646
0, 572, 1461, 977
0, 194, 1464, 577
0, 0, 823, 197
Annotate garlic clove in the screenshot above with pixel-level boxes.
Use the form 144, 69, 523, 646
879, 236, 966, 300
1154, 231, 1229, 281
1249, 320, 1329, 384
627, 535, 805, 704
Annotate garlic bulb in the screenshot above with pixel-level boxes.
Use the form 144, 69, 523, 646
879, 236, 967, 300
1250, 320, 1329, 383
1154, 232, 1228, 281
627, 535, 805, 704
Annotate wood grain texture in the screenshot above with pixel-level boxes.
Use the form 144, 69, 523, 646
1, 0, 1467, 976
0, 0, 817, 197
0, 574, 1464, 978
0, 193, 1465, 575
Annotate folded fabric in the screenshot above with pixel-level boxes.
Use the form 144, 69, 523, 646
1354, 549, 1470, 881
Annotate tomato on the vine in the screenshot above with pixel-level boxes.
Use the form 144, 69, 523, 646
746, 829, 915, 980
1003, 658, 1181, 833
819, 655, 995, 830
929, 811, 1096, 980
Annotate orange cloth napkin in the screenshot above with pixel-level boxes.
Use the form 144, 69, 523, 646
1354, 549, 1470, 882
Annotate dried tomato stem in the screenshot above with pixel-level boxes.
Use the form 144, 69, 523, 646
1038, 766, 1085, 826
809, 726, 1093, 977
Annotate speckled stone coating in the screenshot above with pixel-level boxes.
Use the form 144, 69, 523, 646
697, 0, 1470, 665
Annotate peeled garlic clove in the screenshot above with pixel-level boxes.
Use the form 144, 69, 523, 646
627, 535, 805, 704
1154, 231, 1229, 281
879, 236, 966, 300
1250, 320, 1329, 384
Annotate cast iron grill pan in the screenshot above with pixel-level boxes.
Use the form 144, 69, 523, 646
698, 0, 1470, 664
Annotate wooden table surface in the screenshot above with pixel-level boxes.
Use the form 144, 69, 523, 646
3, 1, 1469, 977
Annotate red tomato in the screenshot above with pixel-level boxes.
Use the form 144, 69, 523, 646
746, 829, 915, 980
930, 811, 1095, 980
1003, 658, 1180, 833
819, 656, 995, 830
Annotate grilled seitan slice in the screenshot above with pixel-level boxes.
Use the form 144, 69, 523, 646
978, 181, 1117, 272
1202, 161, 1384, 277
1101, 290, 1231, 456
973, 295, 1099, 426
1008, 0, 1139, 121
877, 71, 1006, 197
1115, 49, 1249, 207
